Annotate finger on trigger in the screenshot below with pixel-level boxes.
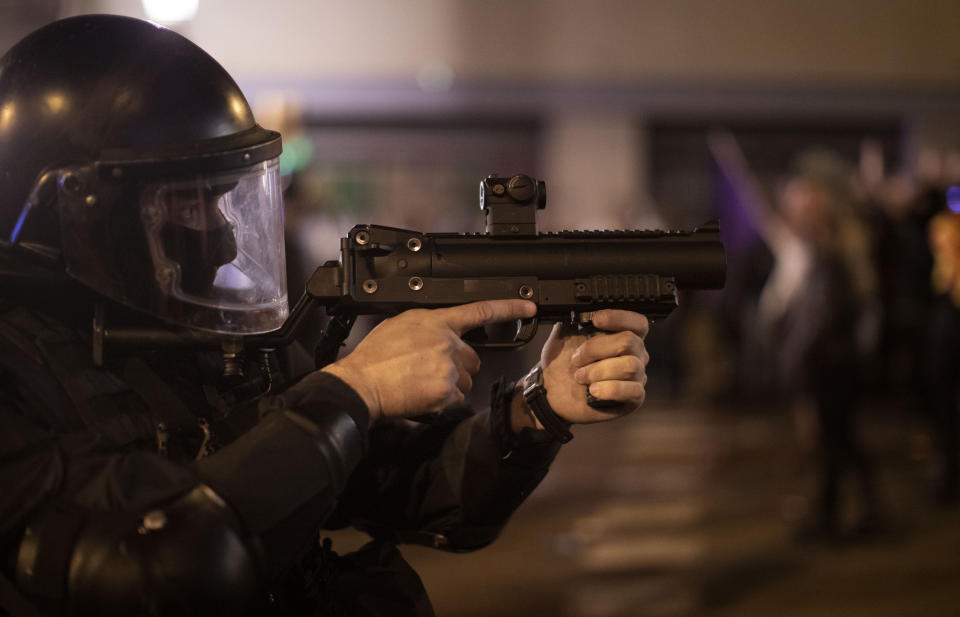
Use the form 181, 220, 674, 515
437, 299, 536, 335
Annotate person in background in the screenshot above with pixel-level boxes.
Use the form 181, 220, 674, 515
924, 193, 960, 505
710, 133, 882, 541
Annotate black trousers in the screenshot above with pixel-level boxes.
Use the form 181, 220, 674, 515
813, 367, 878, 530
925, 297, 960, 504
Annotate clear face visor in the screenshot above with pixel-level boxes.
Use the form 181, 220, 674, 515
140, 159, 287, 334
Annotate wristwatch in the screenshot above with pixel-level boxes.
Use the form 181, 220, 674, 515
521, 365, 574, 444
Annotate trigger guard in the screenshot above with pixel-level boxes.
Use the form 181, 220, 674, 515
464, 317, 539, 349
515, 317, 538, 344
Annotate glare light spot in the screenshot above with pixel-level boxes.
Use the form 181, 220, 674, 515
9, 201, 31, 243
0, 102, 13, 131
45, 93, 66, 114
279, 135, 313, 175
228, 94, 247, 120
142, 0, 199, 24
416, 61, 455, 93
213, 263, 254, 291
947, 186, 960, 213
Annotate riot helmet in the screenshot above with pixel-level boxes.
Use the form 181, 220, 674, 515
0, 15, 287, 334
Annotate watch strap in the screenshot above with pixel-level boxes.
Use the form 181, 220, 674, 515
521, 365, 573, 444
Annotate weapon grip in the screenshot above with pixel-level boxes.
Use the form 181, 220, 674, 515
576, 312, 623, 410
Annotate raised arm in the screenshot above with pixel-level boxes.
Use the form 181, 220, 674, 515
708, 130, 796, 254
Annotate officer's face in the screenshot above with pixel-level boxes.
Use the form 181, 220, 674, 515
162, 185, 231, 230
149, 184, 239, 297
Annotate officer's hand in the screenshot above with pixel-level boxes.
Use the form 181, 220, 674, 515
323, 300, 536, 422
537, 310, 650, 425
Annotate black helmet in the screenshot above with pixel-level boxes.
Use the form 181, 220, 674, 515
0, 14, 287, 334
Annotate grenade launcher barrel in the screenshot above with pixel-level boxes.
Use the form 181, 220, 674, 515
299, 174, 725, 350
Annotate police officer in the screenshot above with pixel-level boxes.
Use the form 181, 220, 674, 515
0, 15, 650, 616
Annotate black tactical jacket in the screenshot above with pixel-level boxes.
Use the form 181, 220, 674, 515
0, 299, 560, 616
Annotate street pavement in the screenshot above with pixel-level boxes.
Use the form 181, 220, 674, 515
326, 396, 960, 616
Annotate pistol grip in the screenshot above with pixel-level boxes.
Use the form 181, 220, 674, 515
576, 312, 621, 410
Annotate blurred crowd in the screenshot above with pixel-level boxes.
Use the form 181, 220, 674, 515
709, 133, 960, 541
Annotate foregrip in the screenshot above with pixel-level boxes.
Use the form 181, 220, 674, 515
575, 312, 623, 409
